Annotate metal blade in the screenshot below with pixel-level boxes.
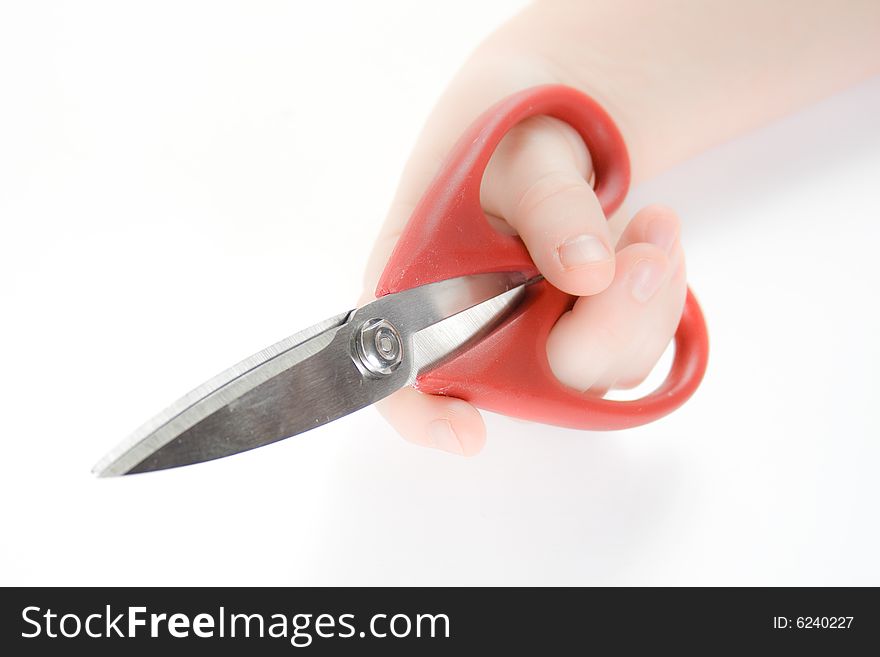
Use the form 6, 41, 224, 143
94, 272, 532, 476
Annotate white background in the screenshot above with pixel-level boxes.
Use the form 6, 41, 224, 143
1, 1, 878, 585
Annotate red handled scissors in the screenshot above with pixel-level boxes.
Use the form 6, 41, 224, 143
94, 85, 709, 477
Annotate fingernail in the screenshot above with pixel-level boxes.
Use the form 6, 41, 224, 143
629, 259, 665, 303
428, 419, 464, 455
557, 234, 611, 270
646, 218, 678, 254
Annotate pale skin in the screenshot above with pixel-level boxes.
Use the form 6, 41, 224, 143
361, 0, 880, 455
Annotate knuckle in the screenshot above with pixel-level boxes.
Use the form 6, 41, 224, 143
512, 170, 591, 225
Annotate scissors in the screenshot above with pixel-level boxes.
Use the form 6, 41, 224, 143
94, 85, 709, 477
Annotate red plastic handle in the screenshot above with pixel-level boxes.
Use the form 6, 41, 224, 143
376, 85, 709, 430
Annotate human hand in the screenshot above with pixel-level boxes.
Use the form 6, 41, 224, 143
361, 0, 880, 454
361, 95, 686, 456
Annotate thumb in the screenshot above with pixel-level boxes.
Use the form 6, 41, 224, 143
480, 115, 615, 296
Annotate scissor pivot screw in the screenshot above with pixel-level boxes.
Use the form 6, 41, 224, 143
355, 318, 403, 376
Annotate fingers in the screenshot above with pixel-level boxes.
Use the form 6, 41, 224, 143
545, 205, 687, 392
362, 78, 682, 454
372, 205, 687, 456
375, 387, 486, 456
616, 204, 681, 254
480, 116, 616, 296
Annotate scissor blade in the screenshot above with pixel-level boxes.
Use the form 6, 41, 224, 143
94, 272, 530, 476
124, 325, 379, 475
92, 310, 353, 477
